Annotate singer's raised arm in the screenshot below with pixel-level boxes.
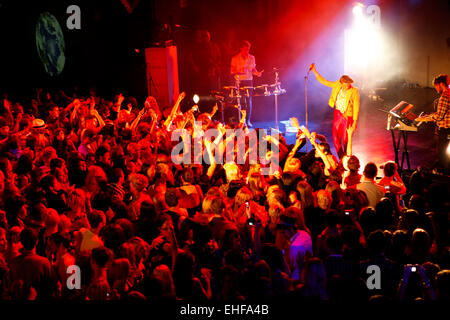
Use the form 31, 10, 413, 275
310, 64, 338, 88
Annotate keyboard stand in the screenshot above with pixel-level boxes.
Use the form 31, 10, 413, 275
390, 129, 411, 172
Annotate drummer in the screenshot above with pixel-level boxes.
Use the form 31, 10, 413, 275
230, 40, 263, 127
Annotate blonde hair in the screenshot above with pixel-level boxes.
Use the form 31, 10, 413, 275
129, 173, 149, 192
285, 158, 301, 172
234, 186, 253, 209
248, 173, 264, 194
314, 189, 332, 210
44, 208, 60, 228
268, 202, 285, 223
223, 162, 240, 182
67, 188, 86, 212
202, 195, 224, 215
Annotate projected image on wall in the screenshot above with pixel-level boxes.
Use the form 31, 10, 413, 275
35, 12, 65, 76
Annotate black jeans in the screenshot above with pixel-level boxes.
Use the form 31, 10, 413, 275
437, 127, 450, 173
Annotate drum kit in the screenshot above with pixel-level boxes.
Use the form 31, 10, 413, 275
214, 68, 287, 129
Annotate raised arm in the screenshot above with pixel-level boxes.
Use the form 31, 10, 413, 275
129, 107, 146, 131
209, 104, 218, 119
284, 121, 306, 172
204, 138, 217, 179
237, 109, 246, 129
89, 98, 105, 129
70, 99, 81, 126
309, 63, 338, 88
164, 92, 186, 129
302, 126, 337, 174
390, 168, 407, 194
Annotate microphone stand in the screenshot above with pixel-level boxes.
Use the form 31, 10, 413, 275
304, 73, 309, 152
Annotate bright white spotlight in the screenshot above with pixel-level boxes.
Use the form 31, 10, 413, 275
352, 3, 363, 16
193, 94, 200, 104
446, 141, 450, 157
345, 3, 383, 82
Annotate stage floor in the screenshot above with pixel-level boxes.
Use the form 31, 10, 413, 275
251, 99, 438, 171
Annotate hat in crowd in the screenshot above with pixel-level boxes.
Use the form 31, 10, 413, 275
32, 118, 46, 129
339, 75, 354, 84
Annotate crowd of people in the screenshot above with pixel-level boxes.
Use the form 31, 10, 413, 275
0, 87, 448, 302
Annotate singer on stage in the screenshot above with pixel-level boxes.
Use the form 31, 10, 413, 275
231, 40, 263, 127
309, 63, 360, 159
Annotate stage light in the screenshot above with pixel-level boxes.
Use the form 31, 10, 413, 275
352, 3, 363, 16
446, 141, 450, 157
193, 94, 200, 104
344, 4, 383, 83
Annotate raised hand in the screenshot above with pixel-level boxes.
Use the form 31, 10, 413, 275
211, 103, 218, 115
149, 109, 157, 120
3, 99, 12, 110
290, 117, 300, 129
117, 93, 125, 106
89, 97, 96, 110
72, 99, 81, 112
217, 122, 226, 135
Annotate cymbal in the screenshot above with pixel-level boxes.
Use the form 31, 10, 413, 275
254, 84, 268, 89
268, 67, 284, 73
241, 86, 254, 90
223, 86, 237, 90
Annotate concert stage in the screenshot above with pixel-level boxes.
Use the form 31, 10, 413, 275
252, 98, 438, 172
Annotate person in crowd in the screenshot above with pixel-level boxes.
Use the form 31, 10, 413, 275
10, 227, 56, 299
357, 162, 385, 208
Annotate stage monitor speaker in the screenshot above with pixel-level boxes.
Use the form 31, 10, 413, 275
145, 46, 179, 107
